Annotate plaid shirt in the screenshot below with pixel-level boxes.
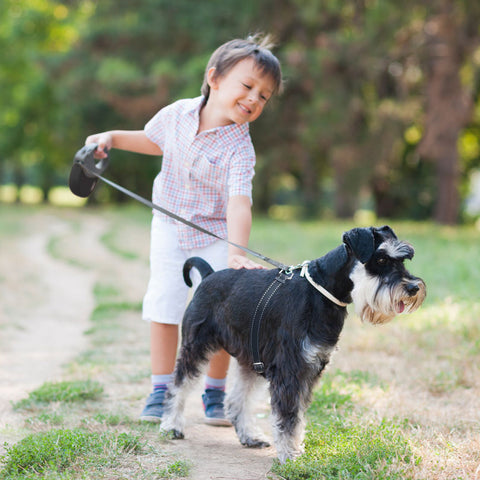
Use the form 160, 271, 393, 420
144, 96, 255, 249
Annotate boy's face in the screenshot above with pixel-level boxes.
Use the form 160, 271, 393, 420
208, 57, 276, 125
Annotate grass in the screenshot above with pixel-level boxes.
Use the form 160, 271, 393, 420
156, 460, 192, 478
13, 380, 103, 410
273, 371, 414, 479
0, 429, 144, 479
1, 204, 479, 479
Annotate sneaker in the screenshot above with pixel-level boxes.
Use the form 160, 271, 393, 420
139, 389, 166, 423
202, 389, 232, 427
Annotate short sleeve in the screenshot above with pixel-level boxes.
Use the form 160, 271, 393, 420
228, 141, 256, 203
144, 105, 171, 151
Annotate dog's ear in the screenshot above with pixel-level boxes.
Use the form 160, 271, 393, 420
342, 227, 375, 263
373, 225, 398, 241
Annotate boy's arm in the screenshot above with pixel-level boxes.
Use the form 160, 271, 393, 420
85, 130, 162, 158
226, 195, 266, 270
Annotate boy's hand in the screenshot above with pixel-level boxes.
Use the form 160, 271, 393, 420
85, 133, 112, 158
228, 254, 267, 270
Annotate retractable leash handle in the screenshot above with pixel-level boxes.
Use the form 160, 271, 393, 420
68, 144, 289, 270
69, 143, 109, 197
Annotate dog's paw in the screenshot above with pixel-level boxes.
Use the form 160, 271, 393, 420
277, 449, 303, 464
161, 428, 185, 440
241, 437, 271, 449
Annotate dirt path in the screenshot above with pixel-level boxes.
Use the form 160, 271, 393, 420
0, 209, 277, 479
0, 212, 95, 430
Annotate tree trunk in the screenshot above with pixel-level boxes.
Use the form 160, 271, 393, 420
417, 9, 473, 224
332, 145, 361, 218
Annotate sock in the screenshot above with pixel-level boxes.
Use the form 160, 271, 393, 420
204, 375, 227, 392
151, 373, 173, 392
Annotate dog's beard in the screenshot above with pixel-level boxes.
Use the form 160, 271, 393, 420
350, 265, 426, 325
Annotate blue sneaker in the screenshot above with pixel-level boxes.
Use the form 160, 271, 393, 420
202, 389, 232, 426
140, 389, 166, 423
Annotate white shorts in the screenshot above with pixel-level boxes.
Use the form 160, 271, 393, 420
142, 217, 228, 324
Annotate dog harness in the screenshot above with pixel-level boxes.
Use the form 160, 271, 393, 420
249, 270, 293, 373
249, 261, 348, 373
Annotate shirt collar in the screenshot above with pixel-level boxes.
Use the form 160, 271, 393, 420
189, 96, 250, 142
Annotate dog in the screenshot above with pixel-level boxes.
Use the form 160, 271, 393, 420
160, 226, 426, 463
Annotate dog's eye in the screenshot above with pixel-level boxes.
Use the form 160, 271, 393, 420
377, 257, 387, 265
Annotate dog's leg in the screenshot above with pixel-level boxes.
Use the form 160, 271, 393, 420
160, 342, 210, 439
269, 377, 310, 463
226, 363, 270, 449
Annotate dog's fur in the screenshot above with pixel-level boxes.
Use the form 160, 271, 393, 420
161, 226, 426, 463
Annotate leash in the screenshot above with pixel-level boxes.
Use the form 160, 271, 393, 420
69, 144, 290, 271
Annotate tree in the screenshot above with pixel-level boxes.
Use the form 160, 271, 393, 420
417, 0, 480, 224
0, 1, 93, 196
2, 0, 479, 222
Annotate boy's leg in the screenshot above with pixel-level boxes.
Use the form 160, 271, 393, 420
192, 240, 232, 425
151, 322, 178, 375
202, 349, 232, 425
207, 349, 230, 379
139, 323, 178, 423
141, 218, 189, 422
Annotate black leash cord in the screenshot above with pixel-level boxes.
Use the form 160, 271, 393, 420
95, 173, 289, 271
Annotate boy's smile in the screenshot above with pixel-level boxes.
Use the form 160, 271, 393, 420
202, 58, 275, 129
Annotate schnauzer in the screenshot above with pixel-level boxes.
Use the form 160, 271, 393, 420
160, 226, 426, 463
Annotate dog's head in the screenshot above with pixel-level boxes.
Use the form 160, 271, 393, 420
343, 226, 426, 325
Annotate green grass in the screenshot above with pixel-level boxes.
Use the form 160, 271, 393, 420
273, 371, 414, 480
156, 460, 191, 478
13, 380, 103, 410
280, 420, 413, 480
84, 300, 142, 349
101, 228, 140, 260
251, 218, 480, 304
0, 429, 144, 479
1, 206, 479, 479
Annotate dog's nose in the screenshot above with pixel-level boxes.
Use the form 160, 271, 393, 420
406, 283, 420, 296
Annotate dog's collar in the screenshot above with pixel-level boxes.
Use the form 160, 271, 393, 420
299, 261, 349, 308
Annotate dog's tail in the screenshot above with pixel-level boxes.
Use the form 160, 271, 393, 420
183, 257, 214, 287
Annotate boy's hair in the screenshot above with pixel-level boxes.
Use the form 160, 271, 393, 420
201, 34, 283, 100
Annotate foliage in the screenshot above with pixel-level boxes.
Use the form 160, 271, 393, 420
1, 2, 480, 221
0, 429, 143, 479
0, 2, 479, 220
0, 0, 94, 192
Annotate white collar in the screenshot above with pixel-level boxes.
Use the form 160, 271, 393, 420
300, 261, 348, 308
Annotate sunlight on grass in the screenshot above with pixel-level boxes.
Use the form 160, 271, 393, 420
404, 299, 479, 330
18, 185, 44, 204
0, 184, 17, 203
0, 185, 87, 207
48, 186, 87, 207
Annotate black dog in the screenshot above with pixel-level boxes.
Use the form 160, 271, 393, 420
161, 226, 426, 463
